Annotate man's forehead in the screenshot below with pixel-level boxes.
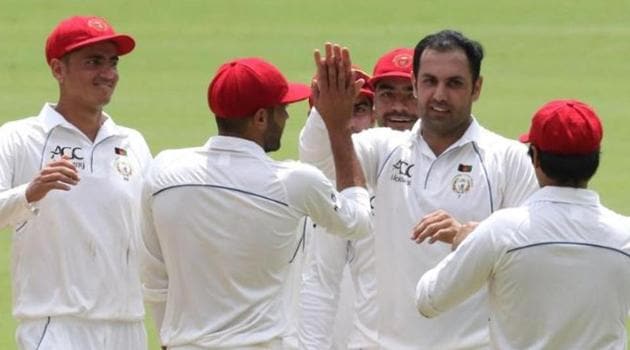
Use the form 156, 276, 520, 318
375, 77, 413, 91
418, 48, 470, 76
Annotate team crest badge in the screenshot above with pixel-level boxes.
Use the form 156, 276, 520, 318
87, 18, 108, 31
115, 157, 133, 181
451, 174, 472, 196
393, 53, 412, 68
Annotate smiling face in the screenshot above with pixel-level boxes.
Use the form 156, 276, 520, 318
52, 41, 120, 111
413, 48, 482, 138
373, 76, 418, 131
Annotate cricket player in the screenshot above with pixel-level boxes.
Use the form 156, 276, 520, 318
298, 49, 416, 350
0, 16, 152, 349
299, 30, 539, 349
416, 99, 630, 349
141, 46, 373, 349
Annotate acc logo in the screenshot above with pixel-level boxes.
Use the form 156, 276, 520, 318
50, 146, 83, 160
393, 53, 412, 68
391, 159, 414, 185
115, 157, 133, 181
452, 174, 473, 196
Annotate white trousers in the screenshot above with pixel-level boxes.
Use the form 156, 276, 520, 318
16, 316, 147, 350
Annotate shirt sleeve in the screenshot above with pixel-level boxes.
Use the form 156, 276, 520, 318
499, 143, 539, 208
139, 165, 168, 328
415, 217, 501, 318
298, 225, 349, 349
299, 107, 382, 190
284, 163, 372, 240
0, 123, 37, 229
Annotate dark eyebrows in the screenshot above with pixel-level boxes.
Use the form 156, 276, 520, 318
375, 83, 414, 92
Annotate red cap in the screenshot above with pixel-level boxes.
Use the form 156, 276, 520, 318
45, 16, 135, 64
353, 67, 374, 100
369, 48, 413, 86
208, 58, 310, 118
519, 99, 603, 155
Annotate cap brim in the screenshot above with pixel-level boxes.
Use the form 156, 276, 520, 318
359, 89, 374, 100
518, 133, 530, 143
369, 72, 412, 87
66, 34, 136, 57
281, 83, 311, 104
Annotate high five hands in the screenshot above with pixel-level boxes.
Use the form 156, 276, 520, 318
312, 43, 364, 131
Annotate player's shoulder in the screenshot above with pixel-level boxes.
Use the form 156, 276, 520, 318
475, 124, 529, 157
154, 147, 204, 167
0, 116, 41, 134
115, 125, 148, 144
276, 159, 327, 183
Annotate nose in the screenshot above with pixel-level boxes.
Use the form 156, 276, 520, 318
99, 64, 118, 81
391, 95, 408, 112
432, 82, 447, 102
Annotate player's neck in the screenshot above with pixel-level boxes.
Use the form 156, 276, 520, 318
55, 101, 105, 142
421, 118, 471, 156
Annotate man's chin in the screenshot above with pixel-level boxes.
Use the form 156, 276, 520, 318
385, 119, 416, 131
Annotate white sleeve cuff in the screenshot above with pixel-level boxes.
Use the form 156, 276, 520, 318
0, 183, 39, 229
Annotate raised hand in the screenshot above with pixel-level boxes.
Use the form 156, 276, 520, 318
312, 43, 364, 132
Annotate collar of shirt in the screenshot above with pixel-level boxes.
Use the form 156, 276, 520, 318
411, 115, 483, 158
204, 135, 268, 160
39, 103, 127, 141
525, 186, 601, 207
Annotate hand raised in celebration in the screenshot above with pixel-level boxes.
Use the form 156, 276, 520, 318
25, 156, 80, 203
312, 43, 364, 131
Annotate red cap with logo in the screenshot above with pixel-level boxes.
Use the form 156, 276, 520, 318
45, 16, 135, 64
519, 99, 603, 155
369, 48, 414, 87
208, 57, 310, 119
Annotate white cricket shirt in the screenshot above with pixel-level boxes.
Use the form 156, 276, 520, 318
298, 212, 379, 350
0, 103, 152, 321
300, 109, 539, 349
417, 186, 630, 350
141, 136, 372, 348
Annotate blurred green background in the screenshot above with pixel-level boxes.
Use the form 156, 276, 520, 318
1, 0, 629, 348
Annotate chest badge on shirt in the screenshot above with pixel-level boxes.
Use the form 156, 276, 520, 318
451, 174, 473, 196
114, 147, 133, 181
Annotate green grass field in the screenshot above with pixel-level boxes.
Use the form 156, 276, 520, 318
1, 0, 629, 348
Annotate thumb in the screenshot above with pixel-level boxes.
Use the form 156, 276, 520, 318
352, 78, 365, 98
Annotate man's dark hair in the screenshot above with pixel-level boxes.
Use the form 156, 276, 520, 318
413, 29, 484, 83
215, 116, 251, 135
528, 146, 600, 187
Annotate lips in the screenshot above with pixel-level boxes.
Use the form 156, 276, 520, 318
430, 105, 449, 113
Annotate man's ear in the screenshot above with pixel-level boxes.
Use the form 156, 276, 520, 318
411, 74, 418, 98
530, 146, 541, 168
252, 108, 268, 131
471, 76, 483, 101
50, 58, 65, 83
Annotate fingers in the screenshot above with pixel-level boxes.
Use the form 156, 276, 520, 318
25, 160, 81, 203
40, 165, 80, 182
410, 210, 460, 244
